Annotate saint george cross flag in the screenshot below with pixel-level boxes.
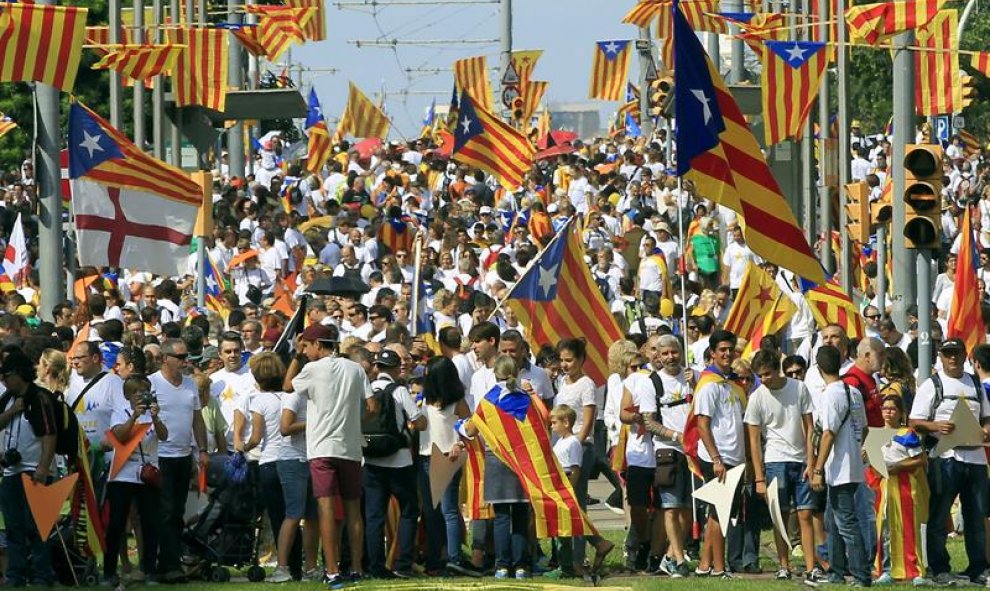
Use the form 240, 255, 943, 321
68, 101, 201, 277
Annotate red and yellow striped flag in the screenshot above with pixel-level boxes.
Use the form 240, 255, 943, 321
92, 44, 184, 83
0, 3, 87, 92
521, 80, 547, 123
723, 262, 785, 345
589, 40, 632, 101
970, 51, 990, 77
454, 55, 493, 111
761, 41, 829, 145
306, 123, 332, 175
741, 294, 798, 357
503, 220, 622, 385
244, 5, 314, 60
657, 0, 728, 36
285, 0, 325, 41
915, 9, 960, 117
462, 437, 493, 519
948, 205, 985, 352
452, 91, 534, 190
805, 280, 865, 339
0, 113, 16, 139
472, 386, 596, 538
846, 0, 945, 45
229, 25, 267, 57
168, 27, 229, 112
623, 0, 665, 27
337, 81, 390, 139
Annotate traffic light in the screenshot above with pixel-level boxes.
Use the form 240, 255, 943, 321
871, 182, 892, 225
902, 144, 943, 249
649, 76, 673, 117
962, 73, 977, 109
844, 181, 870, 244
511, 97, 524, 121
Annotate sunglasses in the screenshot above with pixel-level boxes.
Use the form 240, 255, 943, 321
864, 314, 880, 320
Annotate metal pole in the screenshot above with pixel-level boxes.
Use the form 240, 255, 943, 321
36, 2, 63, 322
499, 0, 512, 122
133, 0, 146, 148
638, 26, 654, 137
891, 31, 916, 329
196, 239, 206, 307
170, 0, 182, 167
228, 0, 245, 178
917, 249, 932, 382
246, 0, 257, 177
677, 177, 690, 356
837, 0, 851, 290
706, 32, 719, 67
877, 224, 887, 318
817, 0, 831, 274
152, 0, 165, 161
109, 0, 123, 128
729, 0, 745, 83
958, 0, 979, 39
665, 117, 673, 166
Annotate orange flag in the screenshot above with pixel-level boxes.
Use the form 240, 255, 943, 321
22, 473, 79, 539
68, 322, 90, 358
106, 424, 152, 480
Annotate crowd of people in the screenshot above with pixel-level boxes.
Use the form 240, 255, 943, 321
0, 117, 984, 590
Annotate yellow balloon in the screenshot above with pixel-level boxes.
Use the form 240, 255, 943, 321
660, 298, 674, 317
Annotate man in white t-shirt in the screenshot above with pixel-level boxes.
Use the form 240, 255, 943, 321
908, 339, 990, 586
66, 341, 124, 448
745, 349, 816, 582
694, 329, 747, 578
439, 327, 473, 392
363, 350, 425, 578
810, 345, 870, 587
721, 225, 757, 294
209, 333, 252, 450
286, 324, 373, 588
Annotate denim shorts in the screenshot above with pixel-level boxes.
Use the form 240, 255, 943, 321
655, 451, 691, 509
765, 461, 814, 512
278, 459, 317, 519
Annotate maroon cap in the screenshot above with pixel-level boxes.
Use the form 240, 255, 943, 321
300, 324, 339, 343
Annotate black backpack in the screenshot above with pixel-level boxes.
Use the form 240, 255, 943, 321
362, 381, 408, 458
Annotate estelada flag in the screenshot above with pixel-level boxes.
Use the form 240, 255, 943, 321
760, 41, 829, 145
453, 90, 534, 191
588, 40, 632, 101
504, 219, 622, 386
722, 262, 784, 342
472, 384, 596, 538
462, 437, 493, 519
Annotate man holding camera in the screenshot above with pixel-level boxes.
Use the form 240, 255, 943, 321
0, 349, 58, 587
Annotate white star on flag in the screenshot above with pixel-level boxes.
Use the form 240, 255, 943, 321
206, 274, 218, 291
460, 116, 473, 135
603, 41, 619, 56
80, 130, 104, 158
785, 43, 807, 63
691, 89, 713, 125
538, 262, 558, 298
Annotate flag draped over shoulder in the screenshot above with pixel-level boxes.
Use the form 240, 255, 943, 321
873, 428, 928, 580
337, 81, 390, 140
722, 262, 785, 346
914, 9, 960, 117
805, 280, 865, 339
92, 45, 184, 82
462, 437, 493, 519
454, 56, 493, 111
681, 367, 748, 476
0, 2, 88, 92
589, 40, 632, 101
672, 2, 825, 285
846, 0, 945, 45
452, 90, 534, 190
760, 41, 828, 145
503, 221, 622, 386
68, 101, 201, 277
472, 385, 596, 538
167, 27, 229, 112
948, 206, 984, 352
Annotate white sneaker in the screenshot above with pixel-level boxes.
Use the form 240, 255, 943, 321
269, 566, 293, 583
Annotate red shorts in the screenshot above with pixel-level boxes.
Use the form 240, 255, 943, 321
309, 457, 362, 500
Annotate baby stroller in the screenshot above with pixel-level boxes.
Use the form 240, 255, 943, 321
182, 454, 266, 583
49, 513, 99, 587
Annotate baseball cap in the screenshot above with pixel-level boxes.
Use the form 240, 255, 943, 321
300, 324, 339, 343
201, 345, 220, 362
479, 206, 493, 215
373, 349, 401, 368
939, 338, 966, 353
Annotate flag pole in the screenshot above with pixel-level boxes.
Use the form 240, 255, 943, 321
410, 232, 423, 334
37, 0, 65, 322
676, 176, 690, 359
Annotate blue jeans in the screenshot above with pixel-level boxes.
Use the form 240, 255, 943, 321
416, 456, 464, 570
571, 442, 595, 565
856, 482, 878, 565
260, 462, 301, 576
0, 472, 54, 585
363, 463, 418, 574
927, 457, 988, 578
727, 483, 762, 571
827, 483, 871, 585
493, 502, 530, 570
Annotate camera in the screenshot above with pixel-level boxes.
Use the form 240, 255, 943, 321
1, 448, 21, 468
140, 391, 157, 409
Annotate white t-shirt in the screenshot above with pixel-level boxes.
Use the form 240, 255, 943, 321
743, 378, 813, 463
820, 381, 867, 486
66, 371, 124, 445
909, 373, 990, 465
623, 372, 656, 468
109, 404, 158, 484
451, 354, 474, 393
604, 373, 624, 449
419, 402, 459, 456
249, 390, 285, 465
653, 370, 692, 454
693, 376, 746, 466
291, 356, 372, 462
0, 394, 48, 477
365, 376, 422, 468
722, 242, 756, 289
553, 435, 584, 474
468, 366, 496, 412
279, 392, 307, 461
554, 376, 597, 439
150, 371, 201, 458
210, 367, 253, 450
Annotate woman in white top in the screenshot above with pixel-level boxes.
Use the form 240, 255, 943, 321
552, 338, 599, 569
104, 375, 168, 584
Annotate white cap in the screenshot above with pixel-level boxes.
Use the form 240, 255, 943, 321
479, 206, 493, 215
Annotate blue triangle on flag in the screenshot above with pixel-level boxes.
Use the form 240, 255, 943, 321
68, 103, 125, 179
766, 41, 826, 68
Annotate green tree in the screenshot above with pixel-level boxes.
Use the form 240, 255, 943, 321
959, 8, 990, 136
